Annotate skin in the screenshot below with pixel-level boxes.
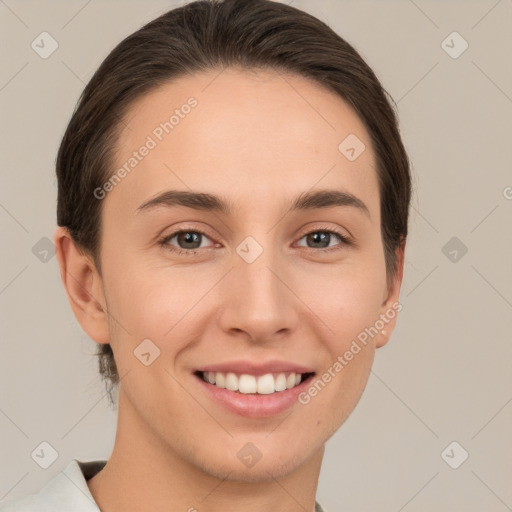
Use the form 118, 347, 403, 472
54, 67, 404, 512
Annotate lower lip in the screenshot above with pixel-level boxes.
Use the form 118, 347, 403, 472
194, 373, 314, 419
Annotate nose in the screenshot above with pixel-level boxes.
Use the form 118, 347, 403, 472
216, 243, 299, 343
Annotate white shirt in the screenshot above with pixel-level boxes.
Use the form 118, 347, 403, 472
0, 459, 105, 511
0, 459, 326, 511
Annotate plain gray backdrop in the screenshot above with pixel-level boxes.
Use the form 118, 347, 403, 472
1, 1, 511, 510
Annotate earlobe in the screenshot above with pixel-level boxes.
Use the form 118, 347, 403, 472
376, 328, 389, 348
53, 226, 110, 344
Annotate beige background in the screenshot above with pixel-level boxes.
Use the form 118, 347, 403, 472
1, 0, 511, 510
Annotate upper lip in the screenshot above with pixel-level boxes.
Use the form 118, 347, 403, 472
195, 359, 315, 376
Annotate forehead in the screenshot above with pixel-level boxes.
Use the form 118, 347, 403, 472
107, 67, 379, 219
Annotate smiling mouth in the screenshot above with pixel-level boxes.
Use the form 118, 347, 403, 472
194, 370, 315, 395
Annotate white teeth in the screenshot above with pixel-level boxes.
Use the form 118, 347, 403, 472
215, 372, 225, 388
275, 373, 287, 391
200, 371, 308, 394
225, 372, 239, 391
239, 374, 257, 394
257, 373, 275, 394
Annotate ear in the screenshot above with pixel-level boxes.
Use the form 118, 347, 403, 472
54, 226, 110, 344
375, 240, 406, 349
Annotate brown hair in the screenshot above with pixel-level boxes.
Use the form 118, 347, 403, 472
56, 0, 411, 405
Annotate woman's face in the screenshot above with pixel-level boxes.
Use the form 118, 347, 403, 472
96, 67, 403, 481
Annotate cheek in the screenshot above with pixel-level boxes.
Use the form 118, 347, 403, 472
103, 270, 199, 412
103, 258, 213, 367
111, 274, 187, 339
295, 261, 386, 346
298, 274, 380, 425
290, 263, 382, 422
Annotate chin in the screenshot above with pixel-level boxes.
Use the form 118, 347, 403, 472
207, 443, 316, 483
209, 459, 302, 483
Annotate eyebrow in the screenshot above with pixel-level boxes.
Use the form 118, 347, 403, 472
136, 188, 371, 219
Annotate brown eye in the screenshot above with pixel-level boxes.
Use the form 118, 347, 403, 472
174, 231, 203, 249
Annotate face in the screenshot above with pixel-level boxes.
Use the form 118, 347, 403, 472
82, 68, 402, 481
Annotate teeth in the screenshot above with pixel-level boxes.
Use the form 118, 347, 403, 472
201, 371, 306, 394
239, 374, 257, 393
215, 372, 225, 388
225, 372, 238, 391
275, 373, 287, 391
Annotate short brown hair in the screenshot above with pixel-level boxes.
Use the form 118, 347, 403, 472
56, 0, 411, 405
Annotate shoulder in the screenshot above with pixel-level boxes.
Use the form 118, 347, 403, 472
0, 459, 105, 512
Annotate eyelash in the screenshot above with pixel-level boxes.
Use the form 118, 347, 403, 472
158, 225, 352, 257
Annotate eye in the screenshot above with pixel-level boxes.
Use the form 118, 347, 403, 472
158, 225, 352, 257
295, 227, 351, 253
159, 228, 216, 255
